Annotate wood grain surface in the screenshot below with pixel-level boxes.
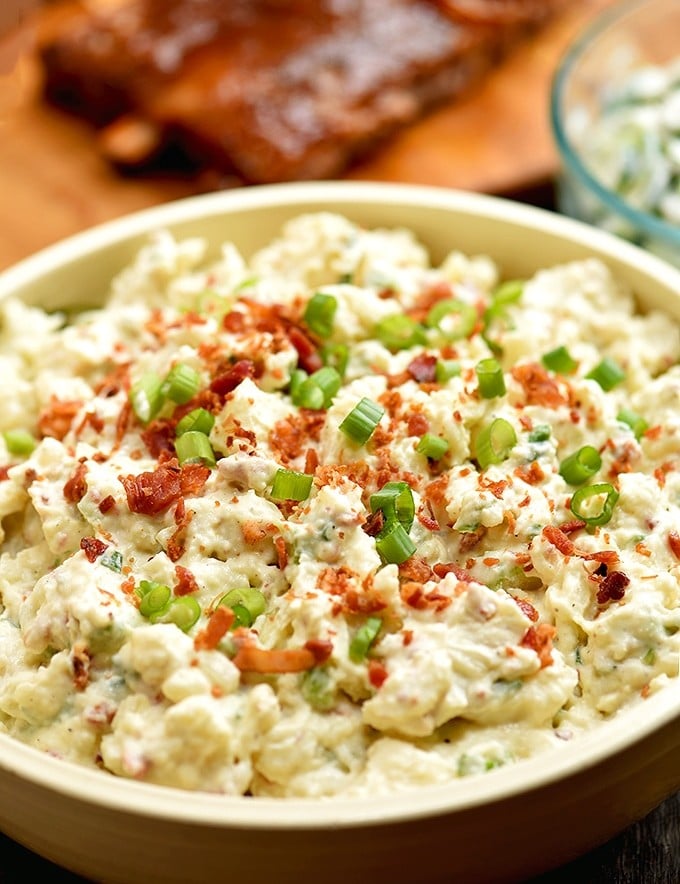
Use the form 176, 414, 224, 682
0, 0, 616, 272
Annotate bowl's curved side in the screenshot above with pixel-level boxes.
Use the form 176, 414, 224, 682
1, 181, 679, 314
0, 181, 679, 884
0, 706, 678, 884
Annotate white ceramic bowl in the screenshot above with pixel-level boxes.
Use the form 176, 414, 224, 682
1, 182, 680, 884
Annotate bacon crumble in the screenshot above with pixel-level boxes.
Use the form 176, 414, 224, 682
80, 536, 108, 562
63, 461, 89, 503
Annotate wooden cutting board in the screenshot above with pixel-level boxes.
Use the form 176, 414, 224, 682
0, 0, 615, 271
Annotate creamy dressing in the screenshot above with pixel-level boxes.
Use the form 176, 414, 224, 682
0, 212, 678, 798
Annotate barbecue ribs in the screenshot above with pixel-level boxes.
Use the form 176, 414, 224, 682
39, 0, 568, 184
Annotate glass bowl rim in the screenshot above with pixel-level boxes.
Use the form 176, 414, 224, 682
550, 0, 680, 249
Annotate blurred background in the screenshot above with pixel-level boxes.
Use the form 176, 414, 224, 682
0, 0, 618, 271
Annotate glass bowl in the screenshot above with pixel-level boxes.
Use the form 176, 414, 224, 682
551, 0, 680, 266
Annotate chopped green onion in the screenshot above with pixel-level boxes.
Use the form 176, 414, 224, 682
374, 314, 427, 352
309, 365, 342, 408
100, 549, 123, 573
294, 378, 324, 410
416, 433, 449, 460
586, 357, 626, 391
435, 359, 461, 383
163, 363, 201, 404
304, 292, 337, 339
137, 581, 172, 618
425, 299, 477, 340
481, 330, 503, 357
474, 418, 517, 469
234, 276, 258, 292
2, 429, 36, 456
481, 281, 523, 355
289, 369, 308, 401
490, 279, 524, 308
339, 397, 384, 445
219, 587, 267, 628
528, 424, 551, 443
293, 366, 342, 410
570, 482, 619, 527
617, 408, 649, 440
175, 430, 216, 467
643, 648, 656, 666
320, 343, 350, 377
175, 407, 215, 437
229, 603, 253, 629
349, 616, 383, 663
375, 520, 416, 565
559, 445, 602, 485
130, 372, 164, 424
542, 345, 578, 374
270, 468, 313, 501
370, 481, 415, 532
475, 358, 506, 399
301, 666, 336, 711
156, 596, 201, 632
291, 378, 324, 411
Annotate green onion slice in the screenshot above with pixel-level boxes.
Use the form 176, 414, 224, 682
175, 407, 215, 437
138, 581, 172, 618
349, 616, 383, 663
100, 549, 123, 573
425, 299, 476, 340
175, 431, 216, 467
320, 343, 349, 378
219, 587, 267, 628
270, 468, 314, 501
541, 345, 578, 374
293, 366, 342, 410
374, 314, 427, 352
375, 520, 417, 565
301, 666, 336, 711
156, 597, 201, 632
586, 357, 626, 391
490, 279, 524, 309
370, 481, 415, 532
570, 482, 619, 527
304, 293, 337, 339
559, 445, 602, 485
2, 429, 36, 456
475, 358, 506, 399
435, 359, 461, 383
617, 408, 648, 440
528, 424, 551, 443
416, 433, 449, 460
163, 363, 201, 405
130, 372, 164, 424
339, 397, 384, 445
474, 418, 517, 470
481, 281, 523, 354
289, 369, 308, 400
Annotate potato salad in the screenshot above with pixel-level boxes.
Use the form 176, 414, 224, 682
0, 213, 679, 797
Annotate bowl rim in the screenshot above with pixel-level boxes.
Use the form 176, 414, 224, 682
0, 180, 679, 830
549, 0, 680, 248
